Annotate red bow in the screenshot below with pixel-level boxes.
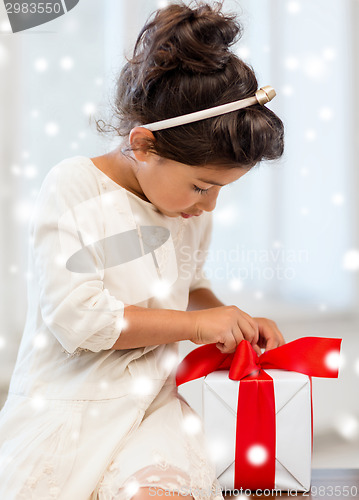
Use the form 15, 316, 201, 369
176, 337, 342, 490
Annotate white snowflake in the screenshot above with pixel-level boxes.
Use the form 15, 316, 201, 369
45, 122, 59, 136
60, 57, 74, 70
34, 58, 48, 72
287, 1, 301, 14
334, 414, 359, 440
343, 249, 359, 271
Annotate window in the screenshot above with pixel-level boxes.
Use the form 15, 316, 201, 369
205, 0, 357, 321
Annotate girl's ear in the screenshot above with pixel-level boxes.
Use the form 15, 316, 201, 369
129, 127, 156, 162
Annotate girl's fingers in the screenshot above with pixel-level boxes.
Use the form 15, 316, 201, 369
274, 325, 286, 346
220, 326, 241, 354
231, 324, 244, 352
256, 319, 283, 352
253, 344, 262, 356
263, 326, 284, 351
236, 316, 258, 346
265, 337, 278, 351
240, 311, 259, 345
266, 322, 286, 349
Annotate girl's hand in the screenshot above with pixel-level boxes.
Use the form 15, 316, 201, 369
253, 317, 286, 352
190, 305, 262, 356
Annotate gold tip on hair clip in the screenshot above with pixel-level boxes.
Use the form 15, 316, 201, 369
141, 85, 276, 132
255, 85, 276, 105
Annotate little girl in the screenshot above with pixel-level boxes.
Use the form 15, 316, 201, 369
0, 2, 285, 499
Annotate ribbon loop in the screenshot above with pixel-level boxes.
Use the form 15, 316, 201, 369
176, 337, 342, 387
229, 340, 261, 380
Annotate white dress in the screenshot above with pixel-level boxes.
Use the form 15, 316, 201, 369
0, 156, 224, 500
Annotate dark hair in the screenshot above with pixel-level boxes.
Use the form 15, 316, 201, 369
95, 1, 284, 169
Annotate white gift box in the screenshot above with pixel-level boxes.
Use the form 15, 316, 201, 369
202, 369, 312, 492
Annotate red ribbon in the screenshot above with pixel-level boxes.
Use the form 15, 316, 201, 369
176, 337, 342, 490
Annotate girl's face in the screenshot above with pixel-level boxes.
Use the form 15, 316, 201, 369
134, 154, 249, 218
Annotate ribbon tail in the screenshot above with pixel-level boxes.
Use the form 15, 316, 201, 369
176, 343, 230, 386
234, 371, 276, 490
259, 337, 342, 378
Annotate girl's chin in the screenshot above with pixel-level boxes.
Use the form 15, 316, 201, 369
154, 207, 199, 218
154, 206, 182, 217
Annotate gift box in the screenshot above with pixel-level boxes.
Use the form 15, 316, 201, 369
203, 368, 311, 491
176, 337, 342, 493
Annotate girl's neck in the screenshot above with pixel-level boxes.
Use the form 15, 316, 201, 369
91, 148, 151, 203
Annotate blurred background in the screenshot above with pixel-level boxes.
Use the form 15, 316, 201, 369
0, 0, 358, 468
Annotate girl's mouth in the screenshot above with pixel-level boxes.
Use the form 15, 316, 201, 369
180, 212, 194, 218
180, 212, 202, 218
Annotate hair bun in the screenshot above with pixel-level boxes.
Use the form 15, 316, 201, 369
133, 2, 242, 77
98, 2, 284, 169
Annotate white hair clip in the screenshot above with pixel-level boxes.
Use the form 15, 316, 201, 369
141, 85, 276, 132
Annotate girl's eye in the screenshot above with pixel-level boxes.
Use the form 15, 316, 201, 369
193, 185, 209, 195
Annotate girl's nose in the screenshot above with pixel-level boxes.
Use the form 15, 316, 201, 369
197, 189, 219, 212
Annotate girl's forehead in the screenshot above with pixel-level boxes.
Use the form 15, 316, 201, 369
156, 156, 249, 184
188, 164, 249, 184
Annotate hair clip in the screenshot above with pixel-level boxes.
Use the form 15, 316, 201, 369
141, 85, 276, 132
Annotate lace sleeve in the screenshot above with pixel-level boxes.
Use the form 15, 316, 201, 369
31, 159, 125, 355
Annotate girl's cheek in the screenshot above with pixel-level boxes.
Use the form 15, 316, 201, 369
179, 193, 196, 208
165, 190, 193, 208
